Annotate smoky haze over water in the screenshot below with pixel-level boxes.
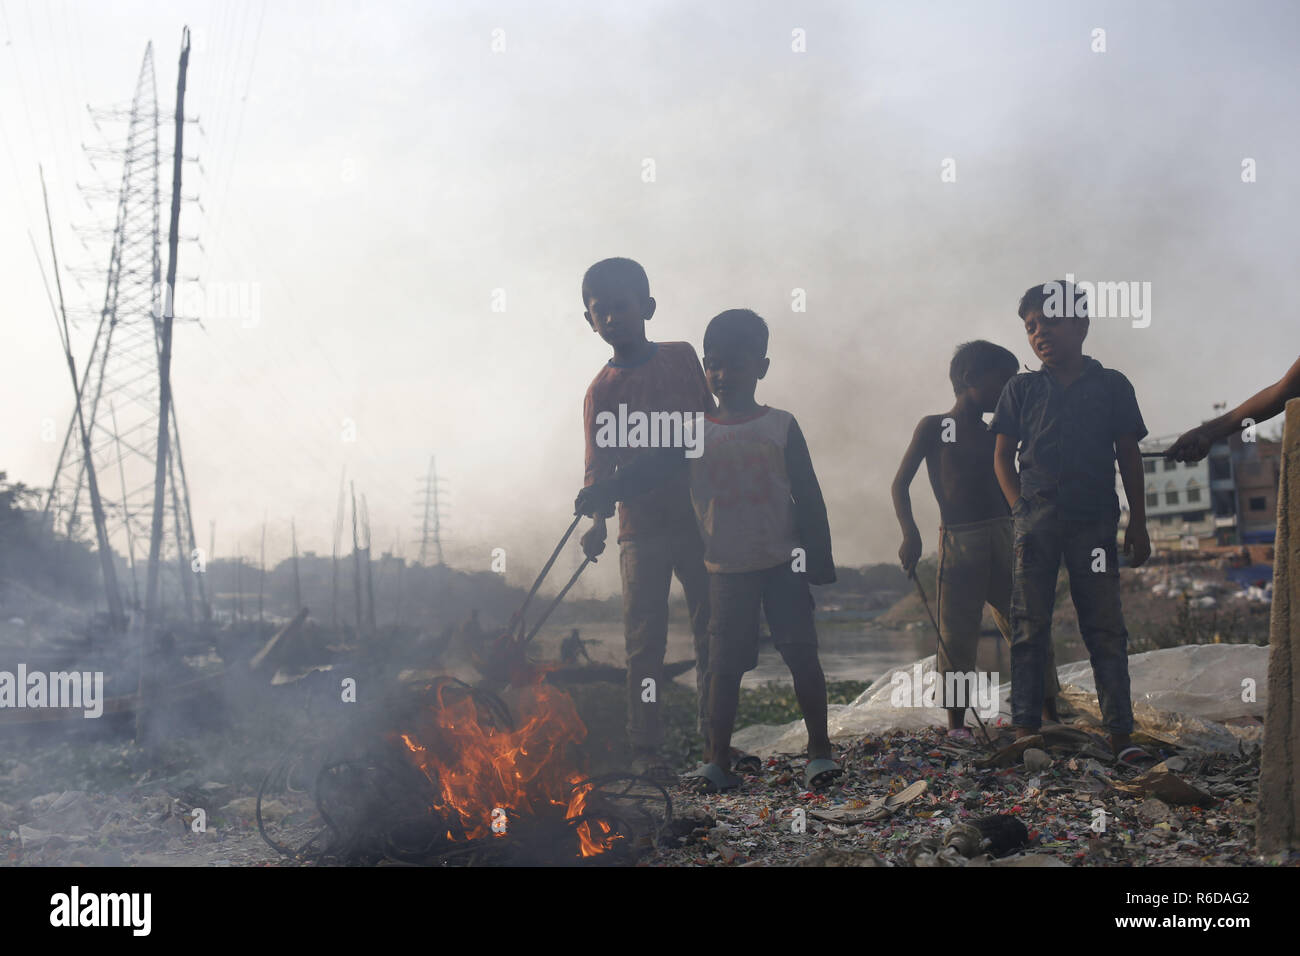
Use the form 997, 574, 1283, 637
1, 0, 1297, 600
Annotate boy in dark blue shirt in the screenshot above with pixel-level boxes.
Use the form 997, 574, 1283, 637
991, 280, 1154, 764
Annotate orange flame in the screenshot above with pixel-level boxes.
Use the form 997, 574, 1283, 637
566, 778, 616, 857
396, 677, 618, 855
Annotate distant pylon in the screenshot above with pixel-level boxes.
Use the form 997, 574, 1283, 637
42, 41, 207, 623
415, 455, 447, 566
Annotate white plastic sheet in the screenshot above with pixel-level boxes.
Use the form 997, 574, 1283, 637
731, 643, 1268, 757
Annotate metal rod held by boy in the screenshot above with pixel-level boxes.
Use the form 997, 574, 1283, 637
511, 512, 584, 639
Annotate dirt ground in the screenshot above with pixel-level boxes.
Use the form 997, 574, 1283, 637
0, 672, 1285, 868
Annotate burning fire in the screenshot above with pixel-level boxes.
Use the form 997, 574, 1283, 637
396, 676, 618, 857
566, 778, 615, 857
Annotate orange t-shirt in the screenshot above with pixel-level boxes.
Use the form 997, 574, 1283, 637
583, 341, 713, 543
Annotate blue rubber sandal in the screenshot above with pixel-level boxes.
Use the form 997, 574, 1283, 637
804, 757, 842, 789
731, 749, 763, 773
681, 762, 741, 794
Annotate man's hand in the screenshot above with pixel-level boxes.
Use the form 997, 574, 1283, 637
574, 479, 619, 519
1166, 426, 1214, 463
579, 522, 607, 561
898, 529, 922, 574
1124, 522, 1151, 568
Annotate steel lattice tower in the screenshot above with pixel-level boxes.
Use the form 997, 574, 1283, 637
415, 455, 447, 566
43, 42, 207, 623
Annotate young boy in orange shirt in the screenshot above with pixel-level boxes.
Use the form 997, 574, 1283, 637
577, 258, 712, 779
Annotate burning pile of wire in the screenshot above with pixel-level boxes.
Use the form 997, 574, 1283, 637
257, 677, 671, 865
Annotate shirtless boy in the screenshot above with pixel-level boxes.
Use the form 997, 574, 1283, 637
892, 340, 1059, 736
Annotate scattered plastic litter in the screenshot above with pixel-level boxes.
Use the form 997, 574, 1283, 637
650, 724, 1264, 867
654, 645, 1272, 867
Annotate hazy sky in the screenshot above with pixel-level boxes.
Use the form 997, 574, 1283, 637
2, 0, 1297, 599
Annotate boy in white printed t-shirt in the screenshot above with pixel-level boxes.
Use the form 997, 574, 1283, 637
577, 309, 840, 794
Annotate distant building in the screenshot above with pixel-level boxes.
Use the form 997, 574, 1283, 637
1207, 437, 1238, 545
1119, 430, 1282, 547
1133, 434, 1216, 545
1232, 432, 1282, 543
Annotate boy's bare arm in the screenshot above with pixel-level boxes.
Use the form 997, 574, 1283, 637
993, 433, 1020, 509
891, 417, 932, 572
1168, 354, 1300, 461
1116, 434, 1151, 567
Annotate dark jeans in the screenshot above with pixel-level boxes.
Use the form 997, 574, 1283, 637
1010, 498, 1134, 734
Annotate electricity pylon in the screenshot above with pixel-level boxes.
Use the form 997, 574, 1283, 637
43, 40, 207, 625
414, 455, 447, 566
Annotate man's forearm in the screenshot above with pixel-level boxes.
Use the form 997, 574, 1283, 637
1203, 363, 1299, 443
1199, 408, 1247, 445
1227, 358, 1300, 436
1216, 397, 1282, 440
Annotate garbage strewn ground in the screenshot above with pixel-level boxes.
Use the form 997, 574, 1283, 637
649, 644, 1280, 868
0, 644, 1289, 867
648, 726, 1267, 867
0, 743, 311, 866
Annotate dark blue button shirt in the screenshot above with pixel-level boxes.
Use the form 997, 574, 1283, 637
990, 356, 1147, 521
